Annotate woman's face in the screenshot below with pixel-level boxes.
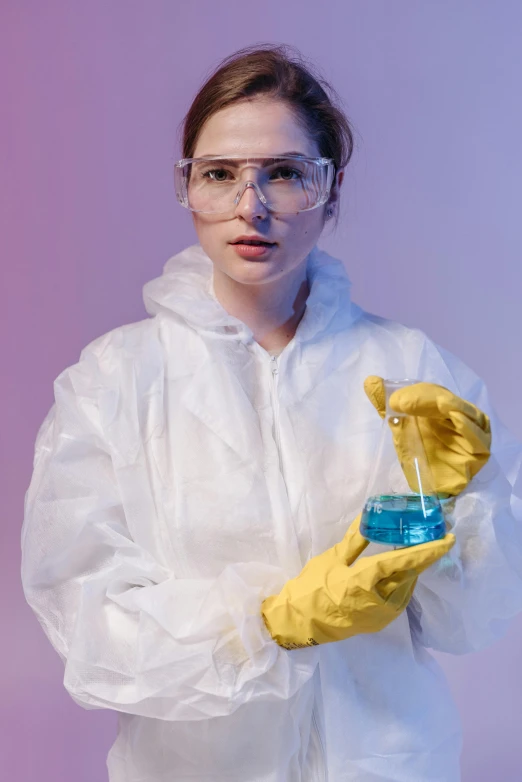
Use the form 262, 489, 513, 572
190, 98, 343, 288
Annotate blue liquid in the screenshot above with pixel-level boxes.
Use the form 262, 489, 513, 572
360, 494, 446, 546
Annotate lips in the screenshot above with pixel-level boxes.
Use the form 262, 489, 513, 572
230, 236, 277, 246
231, 241, 275, 246
230, 241, 277, 259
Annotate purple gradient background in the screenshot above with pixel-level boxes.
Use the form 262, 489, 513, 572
3, 2, 522, 780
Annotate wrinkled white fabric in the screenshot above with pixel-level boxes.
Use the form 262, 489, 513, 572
21, 243, 522, 781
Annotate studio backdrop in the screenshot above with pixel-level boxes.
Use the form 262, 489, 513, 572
2, 2, 521, 780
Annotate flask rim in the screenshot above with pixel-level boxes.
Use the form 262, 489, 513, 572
383, 378, 421, 387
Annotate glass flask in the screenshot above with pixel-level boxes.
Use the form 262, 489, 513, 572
360, 378, 447, 547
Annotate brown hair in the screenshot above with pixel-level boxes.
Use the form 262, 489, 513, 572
177, 43, 356, 229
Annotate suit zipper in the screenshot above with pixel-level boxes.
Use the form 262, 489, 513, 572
269, 355, 287, 491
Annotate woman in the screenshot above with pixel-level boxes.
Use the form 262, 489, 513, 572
21, 44, 522, 781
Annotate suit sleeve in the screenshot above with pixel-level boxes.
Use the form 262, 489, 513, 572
21, 347, 318, 721
406, 338, 522, 654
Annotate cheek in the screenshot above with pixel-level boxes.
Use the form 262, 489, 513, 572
290, 213, 324, 241
192, 217, 225, 246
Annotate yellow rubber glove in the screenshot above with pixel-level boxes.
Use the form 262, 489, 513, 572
364, 376, 492, 496
261, 513, 456, 649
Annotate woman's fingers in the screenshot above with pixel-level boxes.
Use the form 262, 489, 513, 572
364, 376, 491, 437
448, 410, 492, 454
375, 572, 418, 605
389, 384, 490, 432
363, 376, 386, 418
334, 513, 370, 565
351, 533, 456, 585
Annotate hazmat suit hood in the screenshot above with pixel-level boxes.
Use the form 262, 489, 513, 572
142, 242, 358, 344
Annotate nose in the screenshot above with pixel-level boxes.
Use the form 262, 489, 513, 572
233, 181, 269, 221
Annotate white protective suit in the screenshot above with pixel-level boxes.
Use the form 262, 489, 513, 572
21, 243, 522, 782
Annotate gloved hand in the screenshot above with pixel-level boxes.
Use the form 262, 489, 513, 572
364, 376, 492, 496
261, 513, 456, 649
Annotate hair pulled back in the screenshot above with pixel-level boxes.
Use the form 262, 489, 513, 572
178, 44, 356, 228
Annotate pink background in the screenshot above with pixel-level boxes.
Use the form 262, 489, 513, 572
2, 1, 521, 779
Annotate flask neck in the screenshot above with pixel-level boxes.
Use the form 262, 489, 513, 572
384, 378, 420, 418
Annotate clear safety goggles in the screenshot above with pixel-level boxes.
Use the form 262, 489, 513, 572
173, 154, 335, 214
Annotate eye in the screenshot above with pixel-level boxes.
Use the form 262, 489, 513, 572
202, 168, 231, 182
271, 166, 302, 181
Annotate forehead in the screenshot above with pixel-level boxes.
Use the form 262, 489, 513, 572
192, 99, 318, 158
